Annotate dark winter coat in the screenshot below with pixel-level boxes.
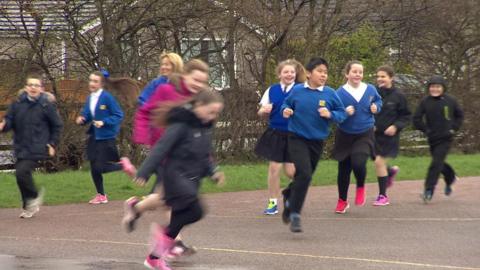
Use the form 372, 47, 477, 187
2, 92, 63, 160
374, 86, 411, 133
136, 104, 216, 210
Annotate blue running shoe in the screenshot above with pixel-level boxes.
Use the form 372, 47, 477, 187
264, 201, 278, 215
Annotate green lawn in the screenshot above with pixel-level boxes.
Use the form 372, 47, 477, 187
1, 154, 479, 208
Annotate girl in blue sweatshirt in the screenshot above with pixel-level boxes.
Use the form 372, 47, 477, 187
333, 61, 382, 214
76, 70, 124, 204
281, 57, 346, 233
255, 59, 306, 215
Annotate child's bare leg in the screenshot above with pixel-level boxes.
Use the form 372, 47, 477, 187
283, 162, 295, 180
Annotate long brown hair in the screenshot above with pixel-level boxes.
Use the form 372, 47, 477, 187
152, 89, 223, 127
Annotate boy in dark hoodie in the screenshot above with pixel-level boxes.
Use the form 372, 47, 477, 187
413, 75, 464, 202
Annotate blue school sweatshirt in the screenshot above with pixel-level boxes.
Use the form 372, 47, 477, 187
336, 83, 382, 134
137, 76, 169, 106
81, 90, 124, 140
282, 83, 347, 140
268, 83, 294, 132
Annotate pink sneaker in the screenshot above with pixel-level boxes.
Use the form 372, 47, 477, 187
89, 194, 108, 204
144, 255, 171, 270
335, 199, 350, 214
355, 187, 366, 206
150, 224, 175, 258
373, 195, 390, 206
120, 157, 137, 178
387, 166, 399, 188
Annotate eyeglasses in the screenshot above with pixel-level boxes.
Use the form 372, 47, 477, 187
26, 83, 42, 88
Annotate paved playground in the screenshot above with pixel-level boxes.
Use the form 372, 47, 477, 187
0, 177, 479, 270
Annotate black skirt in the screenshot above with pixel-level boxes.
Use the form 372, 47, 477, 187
86, 136, 120, 163
254, 128, 291, 163
375, 132, 400, 158
332, 128, 376, 162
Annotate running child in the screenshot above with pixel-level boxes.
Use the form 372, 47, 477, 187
121, 59, 210, 262
333, 60, 382, 214
75, 70, 124, 204
281, 57, 346, 232
373, 65, 411, 206
132, 90, 225, 270
255, 59, 305, 215
0, 73, 63, 218
413, 75, 463, 202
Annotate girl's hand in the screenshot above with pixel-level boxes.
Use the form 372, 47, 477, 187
93, 120, 104, 128
384, 125, 398, 136
261, 104, 273, 114
318, 107, 331, 119
283, 108, 294, 118
75, 116, 85, 125
346, 106, 355, 116
370, 103, 378, 114
133, 177, 147, 187
212, 171, 225, 187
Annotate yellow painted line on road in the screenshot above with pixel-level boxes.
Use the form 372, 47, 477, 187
1, 235, 479, 270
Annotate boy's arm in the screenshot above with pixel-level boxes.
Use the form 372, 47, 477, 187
393, 94, 412, 131
281, 91, 295, 113
451, 98, 464, 131
412, 99, 427, 132
329, 92, 347, 124
45, 103, 64, 147
1, 103, 16, 132
102, 95, 124, 126
136, 123, 185, 180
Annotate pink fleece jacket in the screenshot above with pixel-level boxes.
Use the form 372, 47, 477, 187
133, 81, 192, 146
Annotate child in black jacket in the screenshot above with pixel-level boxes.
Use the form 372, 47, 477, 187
132, 90, 225, 270
0, 74, 63, 218
413, 75, 464, 202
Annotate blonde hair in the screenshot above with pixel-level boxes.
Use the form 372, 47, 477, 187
276, 59, 306, 83
160, 52, 184, 74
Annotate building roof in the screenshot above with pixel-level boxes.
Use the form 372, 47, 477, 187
0, 1, 98, 37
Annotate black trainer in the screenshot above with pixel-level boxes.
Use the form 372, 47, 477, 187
422, 189, 433, 203
281, 188, 291, 224
290, 215, 302, 233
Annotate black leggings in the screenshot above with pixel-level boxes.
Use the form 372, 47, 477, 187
90, 160, 122, 195
425, 140, 455, 191
15, 159, 39, 209
337, 153, 368, 201
166, 200, 204, 239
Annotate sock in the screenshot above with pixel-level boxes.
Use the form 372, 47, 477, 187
269, 198, 278, 205
378, 176, 388, 196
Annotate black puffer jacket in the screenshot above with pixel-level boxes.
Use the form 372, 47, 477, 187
137, 104, 216, 210
413, 76, 464, 144
2, 92, 63, 160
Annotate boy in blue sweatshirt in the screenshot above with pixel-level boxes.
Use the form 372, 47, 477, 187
76, 70, 124, 204
281, 57, 346, 233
